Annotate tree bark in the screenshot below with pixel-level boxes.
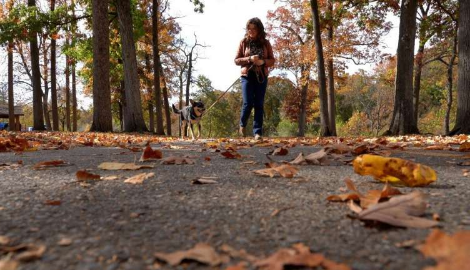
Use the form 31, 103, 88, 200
90, 0, 113, 132
42, 39, 52, 130
28, 0, 45, 130
413, 42, 424, 127
298, 65, 308, 137
145, 54, 154, 132
444, 32, 458, 135
185, 51, 193, 106
310, 0, 331, 136
50, 0, 59, 131
72, 0, 78, 132
326, 0, 337, 136
159, 63, 171, 136
387, 0, 419, 135
8, 42, 15, 131
65, 45, 71, 131
153, 0, 165, 135
116, 0, 148, 132
450, 0, 470, 134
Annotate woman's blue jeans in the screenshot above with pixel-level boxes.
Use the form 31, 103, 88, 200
239, 71, 268, 135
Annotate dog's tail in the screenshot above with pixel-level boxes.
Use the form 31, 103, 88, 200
171, 104, 180, 114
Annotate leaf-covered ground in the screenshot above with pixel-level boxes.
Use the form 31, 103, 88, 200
1, 131, 470, 270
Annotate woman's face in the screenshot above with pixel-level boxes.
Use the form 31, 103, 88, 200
247, 23, 258, 39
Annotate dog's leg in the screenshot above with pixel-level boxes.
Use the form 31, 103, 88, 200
197, 123, 202, 138
181, 120, 186, 140
189, 123, 196, 140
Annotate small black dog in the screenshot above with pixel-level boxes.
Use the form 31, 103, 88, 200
172, 99, 205, 140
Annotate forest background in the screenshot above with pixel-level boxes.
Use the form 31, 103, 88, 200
0, 0, 464, 137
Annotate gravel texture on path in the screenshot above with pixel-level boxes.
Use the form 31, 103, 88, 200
1, 139, 469, 270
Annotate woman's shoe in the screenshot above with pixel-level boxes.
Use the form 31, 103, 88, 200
254, 134, 262, 140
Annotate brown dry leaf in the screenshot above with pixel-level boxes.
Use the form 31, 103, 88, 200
419, 229, 470, 270
225, 262, 248, 270
348, 200, 363, 214
254, 243, 350, 270
425, 144, 447, 150
325, 143, 351, 154
254, 164, 299, 178
271, 147, 288, 156
457, 160, 470, 166
191, 177, 218, 185
124, 173, 155, 184
154, 243, 228, 266
459, 142, 470, 152
353, 144, 370, 155
33, 160, 66, 170
57, 238, 73, 246
14, 244, 46, 262
204, 156, 211, 161
0, 236, 10, 246
0, 259, 18, 270
140, 145, 163, 161
221, 150, 242, 159
161, 156, 195, 165
76, 170, 101, 181
220, 244, 258, 263
98, 162, 153, 170
357, 191, 439, 228
44, 200, 61, 206
394, 239, 419, 248
289, 153, 307, 165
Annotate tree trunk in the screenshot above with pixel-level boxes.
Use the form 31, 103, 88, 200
326, 1, 337, 136
185, 51, 193, 106
387, 0, 419, 135
145, 54, 154, 132
444, 32, 458, 135
65, 48, 71, 131
450, 0, 470, 134
310, 0, 331, 136
178, 73, 184, 137
50, 0, 59, 131
42, 39, 52, 130
8, 42, 15, 131
298, 83, 308, 137
153, 0, 164, 135
28, 0, 45, 130
72, 0, 77, 132
116, 0, 148, 132
120, 80, 126, 131
413, 42, 424, 127
159, 63, 171, 136
90, 0, 113, 132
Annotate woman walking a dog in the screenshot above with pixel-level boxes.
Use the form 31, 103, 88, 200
235, 17, 275, 140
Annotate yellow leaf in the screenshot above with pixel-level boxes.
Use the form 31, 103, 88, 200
352, 154, 437, 187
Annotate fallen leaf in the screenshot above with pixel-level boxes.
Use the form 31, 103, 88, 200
357, 191, 439, 228
0, 236, 10, 246
220, 244, 258, 263
353, 154, 437, 187
57, 238, 73, 246
140, 145, 163, 161
14, 244, 46, 262
221, 150, 242, 159
419, 229, 470, 270
254, 164, 299, 178
160, 156, 195, 165
44, 200, 61, 206
457, 160, 470, 166
325, 143, 351, 154
271, 147, 288, 156
459, 142, 470, 152
254, 243, 350, 270
76, 170, 101, 181
289, 153, 307, 165
0, 259, 18, 270
304, 149, 330, 165
224, 262, 248, 270
98, 162, 153, 170
204, 156, 211, 161
348, 200, 363, 214
394, 239, 419, 248
124, 173, 154, 184
191, 177, 218, 184
154, 243, 228, 266
33, 160, 65, 170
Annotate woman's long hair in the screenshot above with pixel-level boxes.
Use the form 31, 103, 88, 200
244, 17, 266, 44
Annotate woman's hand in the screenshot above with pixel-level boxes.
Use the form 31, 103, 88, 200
250, 55, 260, 63
254, 59, 265, 66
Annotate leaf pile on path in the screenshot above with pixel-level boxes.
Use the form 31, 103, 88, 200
0, 237, 46, 270
418, 229, 470, 270
353, 154, 437, 187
